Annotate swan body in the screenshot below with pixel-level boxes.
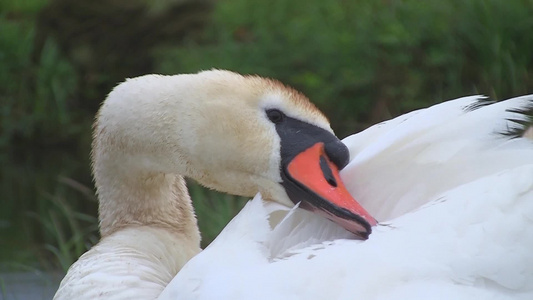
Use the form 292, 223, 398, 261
54, 70, 374, 299
159, 95, 533, 300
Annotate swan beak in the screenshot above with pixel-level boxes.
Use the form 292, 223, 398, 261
284, 142, 377, 239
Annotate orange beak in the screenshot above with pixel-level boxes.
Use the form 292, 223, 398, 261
283, 142, 377, 238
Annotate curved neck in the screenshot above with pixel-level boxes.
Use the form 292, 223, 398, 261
95, 163, 199, 242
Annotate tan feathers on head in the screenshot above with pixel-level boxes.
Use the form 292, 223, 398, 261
91, 69, 333, 236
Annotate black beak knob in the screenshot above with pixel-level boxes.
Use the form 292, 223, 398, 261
324, 140, 350, 170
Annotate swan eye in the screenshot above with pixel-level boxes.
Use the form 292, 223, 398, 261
266, 109, 284, 124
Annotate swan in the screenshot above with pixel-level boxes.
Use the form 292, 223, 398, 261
159, 95, 533, 300
53, 70, 376, 299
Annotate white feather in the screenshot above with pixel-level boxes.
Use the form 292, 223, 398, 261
159, 95, 533, 300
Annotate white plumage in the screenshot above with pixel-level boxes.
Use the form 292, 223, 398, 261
159, 95, 533, 300
54, 70, 372, 299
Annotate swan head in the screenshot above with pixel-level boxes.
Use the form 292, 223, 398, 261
94, 70, 376, 238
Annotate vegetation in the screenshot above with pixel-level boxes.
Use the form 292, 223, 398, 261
1, 0, 532, 271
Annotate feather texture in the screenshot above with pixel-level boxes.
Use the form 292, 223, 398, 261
159, 95, 533, 300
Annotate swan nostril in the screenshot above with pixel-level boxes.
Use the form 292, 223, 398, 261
319, 156, 337, 187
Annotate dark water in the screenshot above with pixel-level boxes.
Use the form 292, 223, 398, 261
0, 271, 63, 300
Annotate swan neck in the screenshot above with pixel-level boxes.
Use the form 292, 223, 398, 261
95, 168, 199, 241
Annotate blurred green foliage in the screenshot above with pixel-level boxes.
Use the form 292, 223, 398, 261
0, 1, 80, 148
157, 0, 533, 135
1, 0, 532, 270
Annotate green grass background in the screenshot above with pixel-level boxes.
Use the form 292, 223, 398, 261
1, 0, 532, 271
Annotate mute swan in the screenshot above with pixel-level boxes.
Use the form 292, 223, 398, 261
159, 95, 533, 300
53, 70, 376, 299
